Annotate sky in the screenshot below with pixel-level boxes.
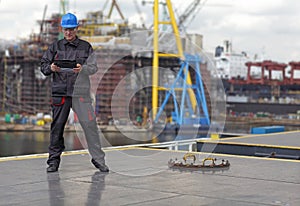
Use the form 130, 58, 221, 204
0, 0, 300, 63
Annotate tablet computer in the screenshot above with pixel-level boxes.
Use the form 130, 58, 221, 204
54, 60, 77, 68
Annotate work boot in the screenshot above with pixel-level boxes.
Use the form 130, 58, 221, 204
91, 159, 109, 172
46, 164, 58, 173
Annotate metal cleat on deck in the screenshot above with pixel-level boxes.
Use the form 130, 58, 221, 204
168, 153, 230, 171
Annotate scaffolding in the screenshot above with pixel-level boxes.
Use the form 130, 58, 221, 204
0, 49, 51, 114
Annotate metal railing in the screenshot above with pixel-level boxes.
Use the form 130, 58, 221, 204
105, 137, 210, 152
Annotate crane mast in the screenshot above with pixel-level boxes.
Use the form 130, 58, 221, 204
152, 0, 210, 128
152, 0, 185, 119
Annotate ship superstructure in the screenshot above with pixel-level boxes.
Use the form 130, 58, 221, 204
213, 40, 300, 116
214, 40, 250, 79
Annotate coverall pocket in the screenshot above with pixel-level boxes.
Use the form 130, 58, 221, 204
52, 97, 65, 106
52, 84, 67, 95
79, 96, 92, 103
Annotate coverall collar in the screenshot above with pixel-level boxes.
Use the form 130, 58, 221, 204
62, 36, 80, 47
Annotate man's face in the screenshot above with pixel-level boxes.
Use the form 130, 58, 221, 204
62, 27, 77, 42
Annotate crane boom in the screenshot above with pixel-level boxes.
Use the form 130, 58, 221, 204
108, 0, 125, 20
133, 0, 146, 28
39, 4, 48, 42
60, 0, 69, 15
177, 0, 201, 28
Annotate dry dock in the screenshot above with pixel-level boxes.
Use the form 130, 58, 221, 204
0, 131, 300, 205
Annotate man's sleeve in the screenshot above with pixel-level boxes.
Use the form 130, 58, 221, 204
40, 44, 55, 76
81, 45, 98, 75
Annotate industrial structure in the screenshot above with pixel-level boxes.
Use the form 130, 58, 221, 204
2, 0, 300, 130
151, 0, 210, 128
0, 0, 213, 129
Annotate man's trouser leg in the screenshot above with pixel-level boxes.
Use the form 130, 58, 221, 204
47, 97, 71, 167
72, 97, 105, 164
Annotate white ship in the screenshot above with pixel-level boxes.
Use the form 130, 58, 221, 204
214, 40, 252, 79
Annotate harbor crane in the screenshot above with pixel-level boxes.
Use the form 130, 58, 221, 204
60, 0, 69, 15
107, 0, 125, 20
151, 0, 210, 128
177, 0, 202, 30
38, 5, 48, 43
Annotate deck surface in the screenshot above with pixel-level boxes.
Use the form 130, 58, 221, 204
0, 146, 300, 206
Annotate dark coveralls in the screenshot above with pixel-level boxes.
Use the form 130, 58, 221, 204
40, 37, 105, 168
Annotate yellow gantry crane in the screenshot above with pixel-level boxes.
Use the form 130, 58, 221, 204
152, 0, 197, 120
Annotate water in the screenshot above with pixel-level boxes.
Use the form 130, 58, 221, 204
2, 123, 298, 157
0, 130, 177, 157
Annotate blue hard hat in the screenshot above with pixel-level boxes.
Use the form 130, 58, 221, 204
61, 13, 78, 28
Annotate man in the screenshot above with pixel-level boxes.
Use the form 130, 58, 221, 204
41, 13, 109, 173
